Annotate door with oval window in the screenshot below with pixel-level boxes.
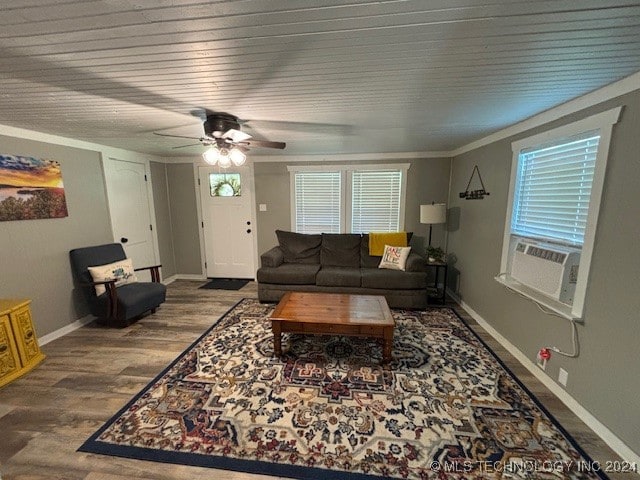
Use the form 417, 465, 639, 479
198, 165, 256, 279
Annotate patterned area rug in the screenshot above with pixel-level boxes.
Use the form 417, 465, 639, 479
79, 299, 606, 480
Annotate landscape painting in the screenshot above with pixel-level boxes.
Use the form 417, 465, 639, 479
0, 154, 68, 221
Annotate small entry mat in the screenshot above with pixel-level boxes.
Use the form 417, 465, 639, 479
199, 278, 250, 290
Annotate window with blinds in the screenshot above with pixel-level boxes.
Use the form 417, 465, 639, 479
293, 171, 341, 234
499, 107, 620, 318
511, 131, 600, 247
290, 165, 407, 235
351, 170, 402, 233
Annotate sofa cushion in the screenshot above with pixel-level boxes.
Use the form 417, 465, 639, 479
316, 266, 362, 287
257, 263, 320, 285
276, 230, 321, 264
361, 268, 427, 290
405, 251, 428, 272
320, 233, 361, 267
94, 282, 166, 320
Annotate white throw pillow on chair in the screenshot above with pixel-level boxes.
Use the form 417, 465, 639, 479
88, 258, 138, 296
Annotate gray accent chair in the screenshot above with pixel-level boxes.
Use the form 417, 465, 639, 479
257, 231, 428, 309
69, 243, 166, 327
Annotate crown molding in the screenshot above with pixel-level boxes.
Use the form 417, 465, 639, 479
154, 150, 451, 164
158, 155, 202, 164
250, 151, 451, 163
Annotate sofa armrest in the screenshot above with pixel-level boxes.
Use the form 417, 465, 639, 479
261, 246, 284, 268
405, 252, 427, 272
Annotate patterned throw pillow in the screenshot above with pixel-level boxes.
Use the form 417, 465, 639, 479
88, 258, 138, 296
378, 245, 412, 271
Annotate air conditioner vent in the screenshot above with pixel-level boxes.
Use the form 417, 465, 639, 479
526, 246, 566, 264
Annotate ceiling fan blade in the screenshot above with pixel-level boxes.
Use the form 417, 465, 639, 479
172, 143, 202, 149
238, 139, 286, 150
223, 128, 252, 143
244, 119, 353, 135
154, 132, 202, 140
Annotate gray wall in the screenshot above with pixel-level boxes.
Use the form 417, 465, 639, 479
254, 157, 452, 258
165, 163, 202, 275
149, 162, 177, 279
157, 158, 451, 276
0, 135, 113, 336
447, 89, 640, 455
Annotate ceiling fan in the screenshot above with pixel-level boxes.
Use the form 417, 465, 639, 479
154, 112, 286, 167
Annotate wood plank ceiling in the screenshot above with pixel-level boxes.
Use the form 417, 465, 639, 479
0, 0, 639, 156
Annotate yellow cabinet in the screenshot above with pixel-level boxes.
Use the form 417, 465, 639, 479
0, 299, 45, 388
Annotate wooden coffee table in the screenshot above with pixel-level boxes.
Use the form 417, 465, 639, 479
269, 292, 395, 363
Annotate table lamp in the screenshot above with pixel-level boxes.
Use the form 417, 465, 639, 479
420, 203, 447, 246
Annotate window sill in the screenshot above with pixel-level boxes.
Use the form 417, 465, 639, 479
494, 275, 582, 321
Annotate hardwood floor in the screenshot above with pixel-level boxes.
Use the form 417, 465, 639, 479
0, 281, 626, 479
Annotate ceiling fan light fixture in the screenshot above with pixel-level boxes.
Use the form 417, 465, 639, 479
229, 147, 246, 166
217, 148, 232, 168
202, 146, 219, 165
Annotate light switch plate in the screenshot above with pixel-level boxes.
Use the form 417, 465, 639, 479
259, 204, 267, 212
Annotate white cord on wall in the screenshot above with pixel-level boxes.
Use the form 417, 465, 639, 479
502, 281, 580, 358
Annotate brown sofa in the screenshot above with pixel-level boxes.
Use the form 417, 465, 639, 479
257, 230, 428, 308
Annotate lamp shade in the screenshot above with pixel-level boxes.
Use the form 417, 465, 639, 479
420, 203, 447, 224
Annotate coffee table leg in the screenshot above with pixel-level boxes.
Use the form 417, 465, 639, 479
272, 321, 282, 357
382, 326, 393, 364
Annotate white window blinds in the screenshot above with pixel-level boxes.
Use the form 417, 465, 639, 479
511, 131, 600, 246
293, 171, 341, 234
351, 170, 402, 233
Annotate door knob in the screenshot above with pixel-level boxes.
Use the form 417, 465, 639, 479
246, 229, 252, 234
120, 237, 128, 243
246, 221, 251, 225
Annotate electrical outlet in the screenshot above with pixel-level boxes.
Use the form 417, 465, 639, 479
558, 368, 568, 387
536, 347, 550, 370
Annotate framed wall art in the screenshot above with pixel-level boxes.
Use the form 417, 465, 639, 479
0, 154, 69, 221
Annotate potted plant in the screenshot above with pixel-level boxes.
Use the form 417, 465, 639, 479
425, 246, 445, 263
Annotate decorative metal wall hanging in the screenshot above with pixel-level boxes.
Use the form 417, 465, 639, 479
459, 165, 490, 200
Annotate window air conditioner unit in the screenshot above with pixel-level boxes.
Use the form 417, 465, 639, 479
510, 241, 581, 306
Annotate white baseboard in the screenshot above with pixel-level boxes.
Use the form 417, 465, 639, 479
174, 274, 207, 281
38, 314, 95, 346
161, 274, 178, 285
447, 289, 640, 466
162, 274, 207, 285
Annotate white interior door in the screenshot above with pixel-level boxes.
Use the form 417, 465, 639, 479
104, 158, 156, 280
199, 166, 256, 279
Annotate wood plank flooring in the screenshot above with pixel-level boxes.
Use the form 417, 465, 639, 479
0, 281, 626, 479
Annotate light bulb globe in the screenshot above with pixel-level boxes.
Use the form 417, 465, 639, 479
202, 147, 219, 165
229, 148, 246, 166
